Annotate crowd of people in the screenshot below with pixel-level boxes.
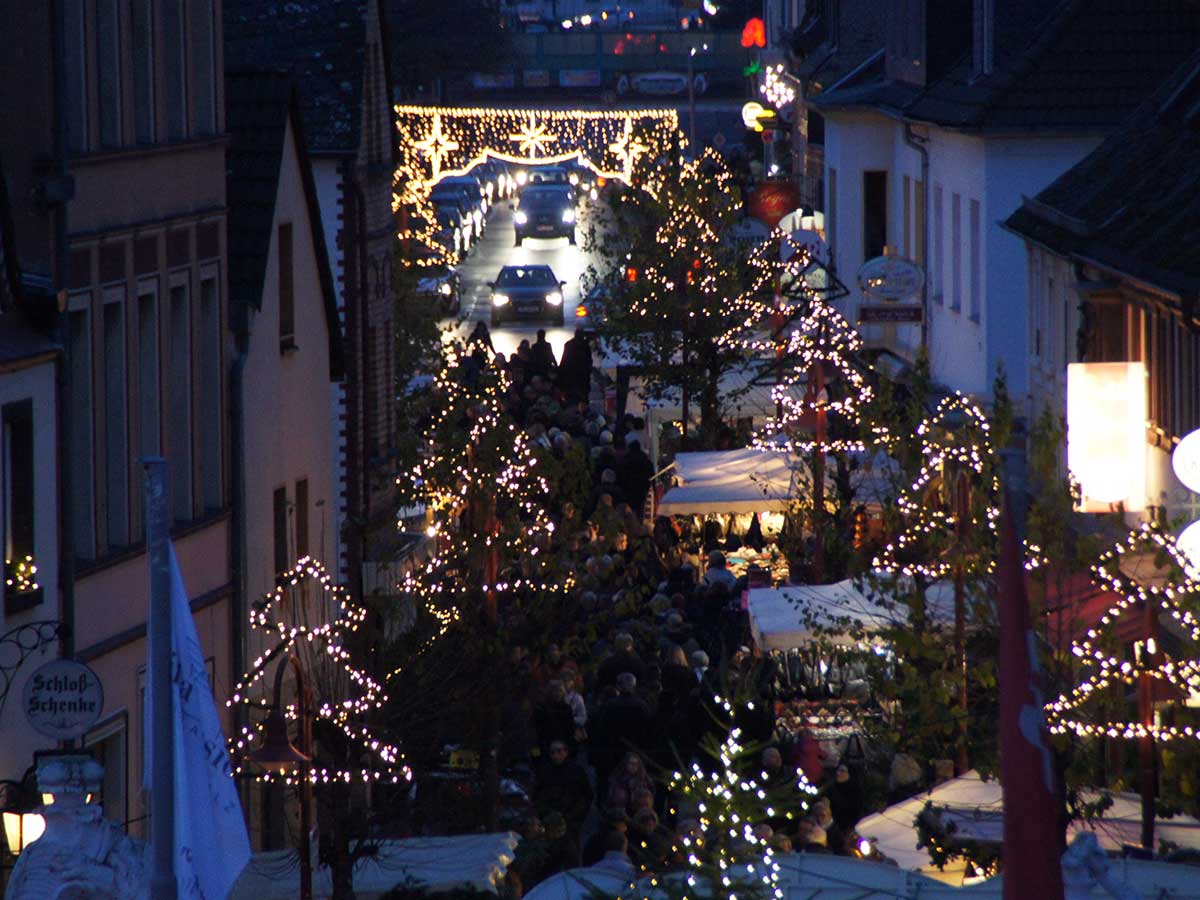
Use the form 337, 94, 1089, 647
451, 326, 868, 892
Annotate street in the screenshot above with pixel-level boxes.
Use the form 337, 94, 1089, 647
449, 194, 608, 359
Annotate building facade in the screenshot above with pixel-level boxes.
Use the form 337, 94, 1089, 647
0, 0, 233, 836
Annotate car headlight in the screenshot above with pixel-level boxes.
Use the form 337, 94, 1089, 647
561, 208, 576, 224
569, 173, 580, 185
439, 282, 453, 296
545, 291, 563, 306
514, 210, 528, 225
492, 293, 510, 306
516, 171, 528, 185
589, 187, 599, 200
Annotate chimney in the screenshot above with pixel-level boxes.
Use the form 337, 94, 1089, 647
886, 0, 973, 86
972, 0, 995, 77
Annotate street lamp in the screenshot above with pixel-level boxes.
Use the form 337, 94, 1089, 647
687, 43, 709, 154
0, 780, 44, 858
246, 655, 314, 900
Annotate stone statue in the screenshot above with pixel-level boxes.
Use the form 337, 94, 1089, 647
5, 755, 149, 900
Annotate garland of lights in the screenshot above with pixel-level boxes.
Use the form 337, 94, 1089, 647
744, 301, 874, 455
393, 105, 682, 264
4, 555, 38, 593
873, 393, 1002, 580
1046, 523, 1200, 742
227, 556, 411, 786
616, 695, 816, 900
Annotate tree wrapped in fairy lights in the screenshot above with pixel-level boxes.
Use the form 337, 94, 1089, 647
387, 339, 574, 826
621, 695, 816, 900
587, 150, 773, 448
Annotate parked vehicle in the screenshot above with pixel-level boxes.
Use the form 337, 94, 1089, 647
416, 266, 462, 316
489, 264, 567, 326
431, 184, 483, 238
433, 204, 471, 254
513, 185, 576, 246
440, 174, 489, 213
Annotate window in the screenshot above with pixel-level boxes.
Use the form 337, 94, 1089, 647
862, 171, 888, 262
168, 278, 191, 522
278, 224, 295, 350
131, 0, 155, 143
951, 192, 962, 312
913, 179, 925, 267
189, 0, 216, 135
162, 0, 187, 140
932, 184, 943, 302
902, 175, 911, 258
137, 283, 160, 460
96, 0, 122, 147
968, 198, 981, 321
64, 0, 88, 152
85, 715, 127, 829
273, 486, 289, 577
103, 292, 128, 548
69, 301, 95, 559
199, 272, 221, 511
295, 479, 309, 560
3, 400, 37, 612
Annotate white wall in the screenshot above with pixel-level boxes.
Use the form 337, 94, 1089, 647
0, 358, 60, 787
311, 157, 348, 580
244, 118, 338, 604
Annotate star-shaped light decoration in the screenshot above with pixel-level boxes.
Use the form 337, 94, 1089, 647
508, 113, 558, 160
414, 112, 460, 184
607, 116, 648, 182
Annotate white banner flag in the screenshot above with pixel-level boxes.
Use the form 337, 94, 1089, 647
146, 543, 251, 900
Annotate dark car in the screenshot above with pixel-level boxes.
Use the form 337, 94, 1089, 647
489, 264, 566, 326
513, 185, 576, 246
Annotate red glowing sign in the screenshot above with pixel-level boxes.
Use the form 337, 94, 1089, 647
741, 18, 766, 48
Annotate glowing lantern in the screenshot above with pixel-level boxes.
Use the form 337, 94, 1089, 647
1066, 362, 1147, 512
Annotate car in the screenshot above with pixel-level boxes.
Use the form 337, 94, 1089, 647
489, 264, 567, 326
430, 185, 483, 238
416, 266, 461, 316
432, 204, 471, 253
573, 282, 611, 332
513, 185, 576, 246
440, 174, 489, 213
562, 160, 597, 199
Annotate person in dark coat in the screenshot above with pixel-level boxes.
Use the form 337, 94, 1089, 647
582, 808, 630, 866
534, 740, 594, 838
617, 439, 655, 513
596, 632, 647, 689
530, 328, 557, 378
557, 328, 593, 403
533, 680, 578, 757
591, 673, 654, 780
825, 763, 865, 853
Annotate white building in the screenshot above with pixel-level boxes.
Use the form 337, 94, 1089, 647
795, 0, 1199, 412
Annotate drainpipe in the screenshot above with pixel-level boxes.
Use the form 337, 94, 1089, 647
229, 308, 250, 730
50, 0, 75, 663
903, 122, 930, 353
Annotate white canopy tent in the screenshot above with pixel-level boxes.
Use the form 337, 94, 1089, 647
858, 771, 1200, 886
230, 832, 520, 899
656, 447, 898, 519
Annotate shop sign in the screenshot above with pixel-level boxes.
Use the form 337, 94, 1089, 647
1179, 520, 1200, 578
859, 304, 923, 324
523, 69, 550, 88
471, 72, 515, 89
1066, 361, 1147, 512
1173, 429, 1200, 493
857, 254, 924, 302
23, 659, 104, 740
558, 69, 601, 88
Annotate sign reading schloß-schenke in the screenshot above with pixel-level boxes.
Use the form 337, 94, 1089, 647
23, 658, 104, 740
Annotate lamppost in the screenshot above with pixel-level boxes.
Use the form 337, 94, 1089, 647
246, 655, 314, 900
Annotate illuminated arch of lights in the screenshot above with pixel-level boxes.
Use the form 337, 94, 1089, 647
394, 105, 682, 266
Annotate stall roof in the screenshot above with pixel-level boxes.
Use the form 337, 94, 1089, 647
748, 579, 983, 651
858, 771, 1200, 884
230, 832, 519, 898
657, 447, 899, 518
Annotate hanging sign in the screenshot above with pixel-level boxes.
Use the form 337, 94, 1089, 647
1066, 362, 1147, 512
857, 254, 924, 302
859, 304, 923, 324
23, 659, 104, 740
1173, 429, 1200, 493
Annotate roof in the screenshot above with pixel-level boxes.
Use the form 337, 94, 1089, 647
225, 70, 344, 378
0, 153, 57, 367
1004, 51, 1200, 298
224, 0, 367, 154
809, 0, 1200, 134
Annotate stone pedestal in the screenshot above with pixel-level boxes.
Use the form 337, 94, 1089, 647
4, 755, 148, 900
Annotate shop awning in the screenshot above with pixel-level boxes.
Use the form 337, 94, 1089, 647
748, 580, 899, 650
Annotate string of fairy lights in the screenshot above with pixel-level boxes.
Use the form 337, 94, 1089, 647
1046, 523, 1200, 742
226, 556, 411, 786
4, 554, 38, 593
